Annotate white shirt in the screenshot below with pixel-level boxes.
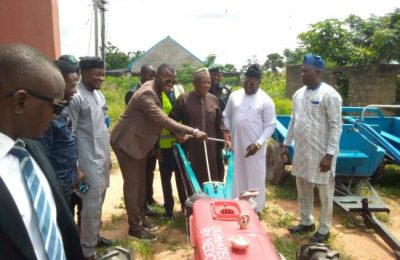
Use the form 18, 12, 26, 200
284, 83, 342, 184
223, 88, 276, 212
0, 132, 63, 259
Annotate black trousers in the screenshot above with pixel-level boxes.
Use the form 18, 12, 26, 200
145, 154, 157, 204
159, 148, 187, 214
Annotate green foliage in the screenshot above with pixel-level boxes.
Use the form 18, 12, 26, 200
105, 42, 144, 70
102, 76, 138, 128
259, 72, 293, 115
375, 165, 400, 199
264, 53, 285, 73
299, 19, 354, 66
289, 8, 400, 66
283, 48, 305, 65
222, 75, 240, 87
224, 64, 237, 72
274, 98, 293, 115
203, 54, 217, 67
102, 69, 293, 130
260, 72, 286, 98
176, 62, 199, 85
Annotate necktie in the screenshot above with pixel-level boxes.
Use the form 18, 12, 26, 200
9, 141, 66, 260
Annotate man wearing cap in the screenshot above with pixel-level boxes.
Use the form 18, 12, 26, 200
38, 56, 81, 204
208, 64, 231, 111
208, 64, 231, 181
170, 68, 224, 189
281, 54, 342, 243
67, 57, 112, 259
223, 64, 276, 215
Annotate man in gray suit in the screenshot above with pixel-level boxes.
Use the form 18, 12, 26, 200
111, 63, 207, 242
0, 44, 83, 260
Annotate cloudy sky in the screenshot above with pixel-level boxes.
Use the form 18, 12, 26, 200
58, 0, 398, 68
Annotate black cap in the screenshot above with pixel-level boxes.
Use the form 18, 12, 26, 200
245, 63, 262, 79
79, 56, 104, 69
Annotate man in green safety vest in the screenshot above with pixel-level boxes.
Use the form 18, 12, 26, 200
158, 84, 186, 220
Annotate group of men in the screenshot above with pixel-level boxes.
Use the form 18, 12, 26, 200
0, 42, 342, 260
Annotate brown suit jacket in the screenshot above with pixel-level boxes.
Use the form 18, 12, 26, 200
110, 80, 194, 159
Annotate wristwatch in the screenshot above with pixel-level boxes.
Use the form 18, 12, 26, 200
255, 143, 261, 150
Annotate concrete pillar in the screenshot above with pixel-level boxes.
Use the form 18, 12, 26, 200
0, 0, 61, 59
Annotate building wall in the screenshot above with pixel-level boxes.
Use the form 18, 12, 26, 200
286, 64, 400, 106
0, 0, 61, 59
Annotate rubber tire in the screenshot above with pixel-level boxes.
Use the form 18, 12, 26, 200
296, 243, 340, 260
266, 140, 286, 185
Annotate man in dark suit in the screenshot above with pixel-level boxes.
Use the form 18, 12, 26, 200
111, 63, 208, 242
0, 44, 84, 260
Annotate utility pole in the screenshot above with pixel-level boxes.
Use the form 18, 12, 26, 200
93, 0, 99, 57
99, 0, 107, 64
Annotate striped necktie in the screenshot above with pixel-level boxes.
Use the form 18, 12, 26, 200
9, 141, 66, 260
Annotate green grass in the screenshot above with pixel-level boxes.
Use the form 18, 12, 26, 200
103, 213, 125, 231
272, 237, 298, 260
266, 174, 298, 201
374, 165, 400, 199
102, 76, 138, 129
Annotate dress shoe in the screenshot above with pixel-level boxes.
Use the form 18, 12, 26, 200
288, 224, 315, 235
310, 231, 330, 243
96, 236, 114, 248
128, 228, 157, 242
142, 219, 158, 232
145, 204, 156, 217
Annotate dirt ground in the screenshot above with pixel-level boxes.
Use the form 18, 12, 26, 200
100, 165, 400, 260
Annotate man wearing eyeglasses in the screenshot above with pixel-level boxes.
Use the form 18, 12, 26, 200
66, 57, 112, 259
111, 63, 208, 242
223, 64, 276, 215
125, 64, 161, 217
0, 44, 84, 259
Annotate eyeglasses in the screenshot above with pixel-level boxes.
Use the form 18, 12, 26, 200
6, 89, 67, 116
159, 75, 177, 86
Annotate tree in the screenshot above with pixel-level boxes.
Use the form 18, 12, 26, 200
298, 19, 354, 66
283, 48, 304, 65
203, 54, 217, 68
176, 62, 197, 85
264, 53, 285, 74
287, 8, 400, 66
224, 64, 237, 72
105, 42, 144, 70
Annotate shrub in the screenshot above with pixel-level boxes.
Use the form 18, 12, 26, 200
102, 71, 292, 128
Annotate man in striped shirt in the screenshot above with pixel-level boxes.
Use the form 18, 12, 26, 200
282, 54, 342, 243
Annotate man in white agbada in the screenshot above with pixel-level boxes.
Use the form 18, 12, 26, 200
223, 64, 276, 214
67, 57, 112, 259
281, 54, 342, 243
